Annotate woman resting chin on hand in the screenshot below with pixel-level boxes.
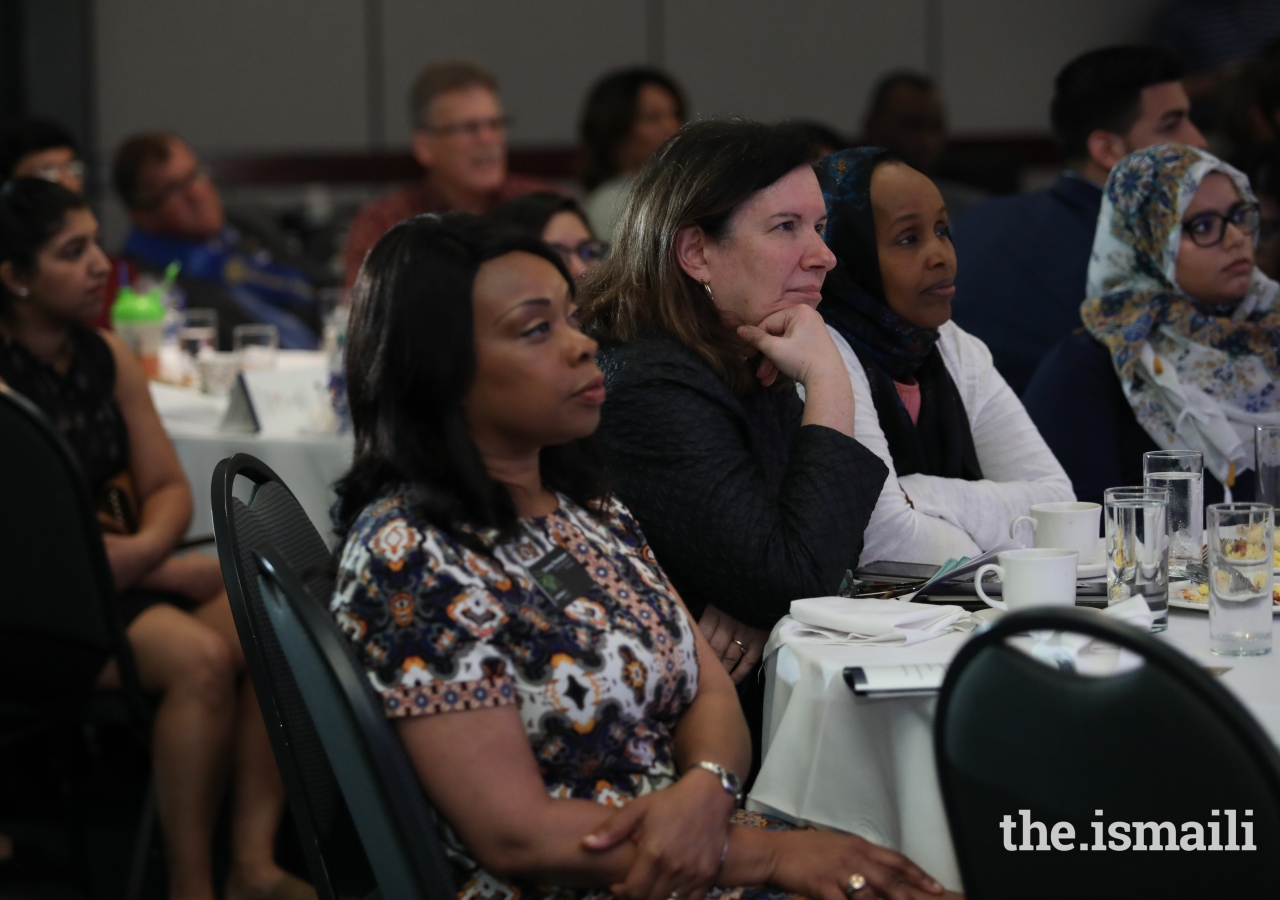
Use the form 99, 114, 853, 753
329, 213, 945, 900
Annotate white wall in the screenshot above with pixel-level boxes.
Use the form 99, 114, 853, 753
93, 0, 1165, 159
941, 0, 1164, 132
94, 0, 369, 155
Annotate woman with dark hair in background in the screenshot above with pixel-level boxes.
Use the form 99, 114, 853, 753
491, 191, 608, 279
579, 67, 686, 241
0, 118, 84, 192
578, 120, 888, 762
0, 179, 310, 900
331, 211, 941, 900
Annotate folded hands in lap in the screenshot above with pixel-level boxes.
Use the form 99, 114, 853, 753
699, 604, 768, 684
103, 531, 225, 603
583, 770, 734, 900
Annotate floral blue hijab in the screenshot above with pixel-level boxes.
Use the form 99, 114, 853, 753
1082, 143, 1280, 484
814, 148, 982, 481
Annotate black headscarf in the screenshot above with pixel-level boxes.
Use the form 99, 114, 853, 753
814, 148, 982, 481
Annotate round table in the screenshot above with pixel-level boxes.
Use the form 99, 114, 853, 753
151, 379, 353, 547
748, 606, 1280, 893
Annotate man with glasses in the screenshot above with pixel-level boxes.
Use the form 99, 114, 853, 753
113, 132, 326, 349
342, 61, 554, 286
0, 117, 85, 193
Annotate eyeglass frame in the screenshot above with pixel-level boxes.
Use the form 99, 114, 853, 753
134, 163, 211, 211
424, 115, 512, 139
1181, 200, 1261, 248
30, 159, 86, 185
547, 239, 609, 266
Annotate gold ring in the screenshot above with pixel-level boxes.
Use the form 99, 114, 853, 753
844, 874, 867, 897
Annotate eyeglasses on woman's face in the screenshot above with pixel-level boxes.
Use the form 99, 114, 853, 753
30, 159, 86, 185
548, 239, 609, 267
1181, 201, 1261, 248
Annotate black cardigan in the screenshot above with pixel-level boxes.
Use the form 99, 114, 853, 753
595, 335, 889, 630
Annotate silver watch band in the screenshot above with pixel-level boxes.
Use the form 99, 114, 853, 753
691, 760, 743, 801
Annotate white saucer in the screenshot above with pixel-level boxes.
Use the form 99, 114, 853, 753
1076, 562, 1107, 579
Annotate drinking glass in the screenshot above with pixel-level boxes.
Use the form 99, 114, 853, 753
1105, 486, 1171, 632
1256, 425, 1280, 508
178, 308, 218, 357
1143, 450, 1203, 580
1207, 502, 1273, 656
232, 323, 278, 371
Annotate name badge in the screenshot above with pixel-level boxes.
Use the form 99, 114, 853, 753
526, 546, 597, 608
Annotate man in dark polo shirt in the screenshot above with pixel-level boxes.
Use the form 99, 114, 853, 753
342, 61, 553, 286
950, 46, 1207, 394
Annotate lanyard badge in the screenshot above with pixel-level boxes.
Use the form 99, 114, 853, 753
525, 545, 597, 608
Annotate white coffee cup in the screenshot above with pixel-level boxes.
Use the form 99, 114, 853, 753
973, 548, 1079, 611
1009, 501, 1102, 563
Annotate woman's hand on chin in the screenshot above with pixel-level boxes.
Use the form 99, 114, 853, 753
767, 830, 945, 900
582, 770, 736, 900
736, 304, 845, 389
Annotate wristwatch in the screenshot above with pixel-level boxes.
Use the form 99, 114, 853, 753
691, 760, 743, 802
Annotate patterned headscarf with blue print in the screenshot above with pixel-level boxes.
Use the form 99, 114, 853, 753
1081, 143, 1280, 483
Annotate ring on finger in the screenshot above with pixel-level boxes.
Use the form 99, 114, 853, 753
843, 874, 867, 897
732, 639, 748, 656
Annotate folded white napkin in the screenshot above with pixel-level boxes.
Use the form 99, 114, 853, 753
764, 597, 981, 658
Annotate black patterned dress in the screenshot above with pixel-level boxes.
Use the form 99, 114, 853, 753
333, 488, 796, 900
0, 324, 129, 491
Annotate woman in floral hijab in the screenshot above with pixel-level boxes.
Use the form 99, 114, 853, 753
1024, 143, 1280, 502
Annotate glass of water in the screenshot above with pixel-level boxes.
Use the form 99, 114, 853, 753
232, 323, 278, 371
1105, 486, 1171, 632
1208, 502, 1273, 656
1143, 450, 1203, 580
1256, 426, 1280, 508
179, 308, 218, 357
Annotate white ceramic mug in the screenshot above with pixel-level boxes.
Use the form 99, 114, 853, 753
973, 548, 1079, 611
1009, 501, 1102, 562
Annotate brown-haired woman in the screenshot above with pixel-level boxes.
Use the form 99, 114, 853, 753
578, 120, 888, 757
579, 67, 686, 241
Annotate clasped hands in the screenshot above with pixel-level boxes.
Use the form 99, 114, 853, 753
581, 768, 734, 900
578, 769, 948, 900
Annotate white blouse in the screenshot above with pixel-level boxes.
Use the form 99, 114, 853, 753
831, 321, 1075, 565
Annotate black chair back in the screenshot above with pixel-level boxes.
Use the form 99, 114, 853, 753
0, 384, 144, 716
253, 545, 456, 900
935, 607, 1280, 898
210, 453, 371, 900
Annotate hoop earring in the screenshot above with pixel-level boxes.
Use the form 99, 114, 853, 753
702, 281, 714, 302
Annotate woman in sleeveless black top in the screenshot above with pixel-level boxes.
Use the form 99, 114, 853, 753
0, 179, 314, 900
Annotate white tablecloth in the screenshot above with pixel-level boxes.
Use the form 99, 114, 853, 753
747, 607, 1280, 892
151, 374, 353, 547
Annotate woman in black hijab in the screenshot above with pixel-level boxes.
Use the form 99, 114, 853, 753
815, 148, 1073, 564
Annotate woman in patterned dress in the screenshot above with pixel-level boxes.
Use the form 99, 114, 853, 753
331, 213, 945, 900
